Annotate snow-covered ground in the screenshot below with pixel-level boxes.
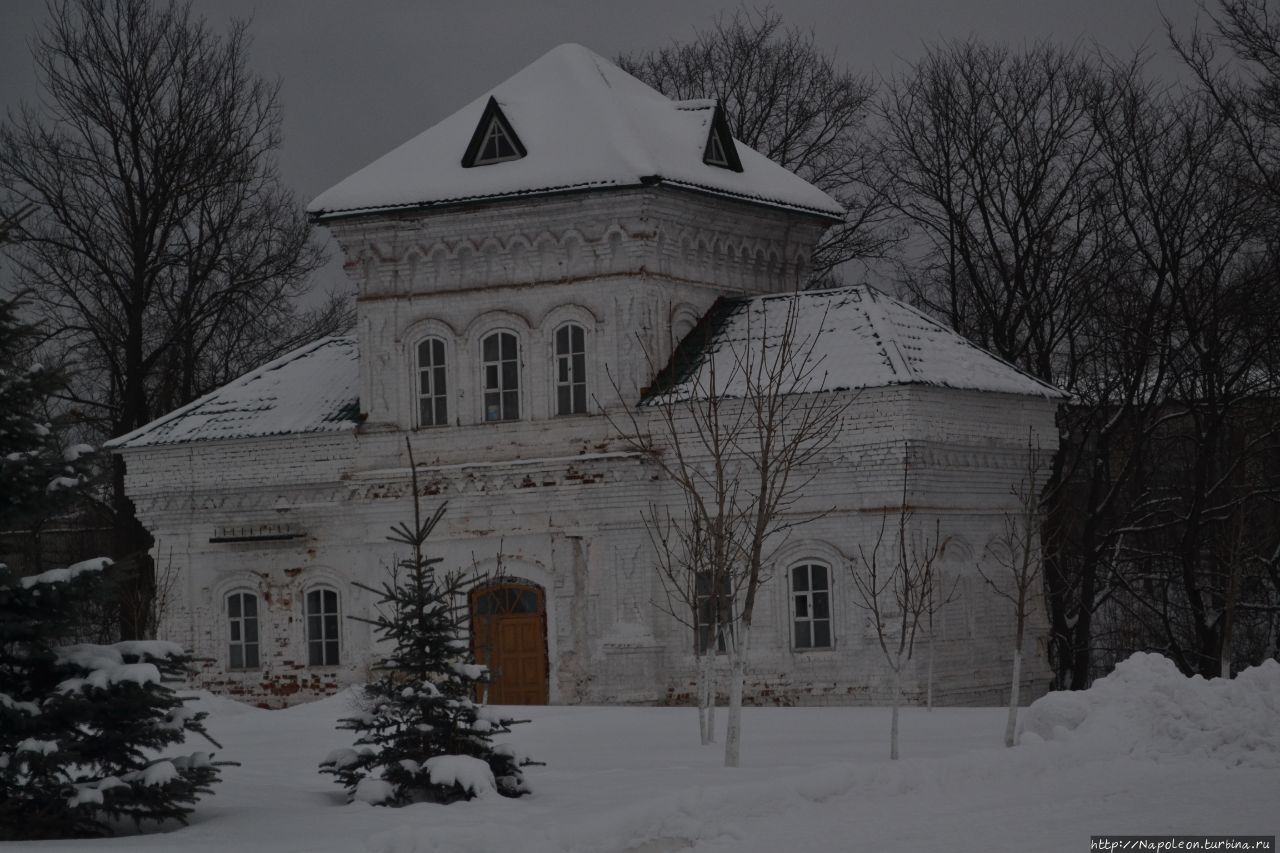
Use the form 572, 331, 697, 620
18, 655, 1279, 853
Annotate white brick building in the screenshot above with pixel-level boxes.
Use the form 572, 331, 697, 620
108, 44, 1064, 708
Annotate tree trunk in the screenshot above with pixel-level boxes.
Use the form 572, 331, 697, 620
1005, 649, 1023, 747
724, 623, 751, 768
890, 658, 902, 761
697, 649, 717, 745
926, 625, 935, 711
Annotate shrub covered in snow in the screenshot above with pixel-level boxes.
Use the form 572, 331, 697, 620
320, 489, 537, 805
1018, 652, 1280, 767
0, 559, 229, 839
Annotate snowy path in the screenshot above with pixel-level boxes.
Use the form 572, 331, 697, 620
15, 684, 1275, 853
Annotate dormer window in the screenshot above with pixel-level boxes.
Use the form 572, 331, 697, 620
462, 97, 527, 168
703, 104, 743, 172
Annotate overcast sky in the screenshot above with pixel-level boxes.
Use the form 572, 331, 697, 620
2, 0, 1207, 293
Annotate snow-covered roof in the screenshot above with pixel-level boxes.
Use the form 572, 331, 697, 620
647, 286, 1067, 402
308, 44, 844, 221
106, 337, 360, 449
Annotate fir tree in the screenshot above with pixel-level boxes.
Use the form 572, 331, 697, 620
320, 451, 538, 805
0, 559, 230, 839
0, 290, 93, 520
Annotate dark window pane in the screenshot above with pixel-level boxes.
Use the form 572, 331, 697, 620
230, 645, 243, 669
228, 594, 241, 618
573, 353, 585, 378
795, 596, 808, 619
792, 567, 809, 592
325, 614, 338, 639
795, 622, 811, 649
326, 640, 339, 665
814, 622, 831, 648
418, 340, 432, 364
435, 399, 448, 426
814, 592, 829, 620
501, 361, 518, 388
309, 641, 323, 666
244, 595, 257, 617
503, 391, 519, 419
558, 359, 569, 383
573, 385, 586, 413
308, 614, 322, 643
245, 645, 260, 669
486, 365, 498, 388
432, 339, 444, 363
558, 386, 571, 415
324, 590, 337, 613
501, 333, 516, 360
572, 325, 584, 350
230, 621, 241, 642
556, 326, 568, 352
245, 618, 258, 643
812, 565, 828, 590
434, 366, 446, 394
306, 590, 320, 613
483, 335, 498, 362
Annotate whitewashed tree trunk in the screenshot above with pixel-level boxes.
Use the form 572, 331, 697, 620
1004, 649, 1022, 747
890, 653, 903, 760
926, 627, 935, 711
698, 648, 717, 744
724, 623, 751, 768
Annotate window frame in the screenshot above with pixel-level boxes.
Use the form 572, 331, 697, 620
553, 322, 588, 416
694, 570, 734, 655
791, 562, 833, 651
480, 330, 522, 423
226, 590, 261, 671
304, 586, 341, 667
414, 335, 450, 428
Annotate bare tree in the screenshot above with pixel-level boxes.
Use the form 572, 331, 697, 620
978, 439, 1048, 747
0, 0, 341, 636
614, 292, 847, 766
849, 457, 947, 760
619, 8, 898, 278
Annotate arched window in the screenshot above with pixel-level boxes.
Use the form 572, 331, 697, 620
226, 591, 260, 670
416, 337, 448, 427
791, 563, 832, 649
554, 323, 587, 415
481, 331, 520, 422
305, 587, 340, 666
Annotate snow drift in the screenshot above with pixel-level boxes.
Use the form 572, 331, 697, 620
1019, 652, 1280, 767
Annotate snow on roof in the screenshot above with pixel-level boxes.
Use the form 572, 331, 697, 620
106, 337, 360, 450
647, 286, 1066, 402
308, 43, 844, 221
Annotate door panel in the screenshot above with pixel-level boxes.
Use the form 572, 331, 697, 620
470, 583, 548, 705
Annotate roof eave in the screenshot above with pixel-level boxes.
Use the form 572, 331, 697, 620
308, 177, 845, 225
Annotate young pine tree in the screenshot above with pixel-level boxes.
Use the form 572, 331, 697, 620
320, 463, 537, 805
0, 560, 228, 839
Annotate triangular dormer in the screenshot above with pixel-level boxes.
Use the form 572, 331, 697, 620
702, 104, 743, 172
461, 97, 527, 168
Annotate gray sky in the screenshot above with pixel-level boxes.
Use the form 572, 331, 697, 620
2, 0, 1206, 293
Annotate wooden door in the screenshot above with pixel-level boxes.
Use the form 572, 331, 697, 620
470, 583, 548, 705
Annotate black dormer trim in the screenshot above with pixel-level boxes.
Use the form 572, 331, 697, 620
703, 104, 743, 172
461, 96, 527, 168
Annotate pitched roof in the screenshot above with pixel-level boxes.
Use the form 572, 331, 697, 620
646, 286, 1067, 402
308, 43, 844, 221
106, 337, 360, 449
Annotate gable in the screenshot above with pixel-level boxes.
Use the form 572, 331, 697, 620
702, 104, 743, 172
462, 97, 527, 168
